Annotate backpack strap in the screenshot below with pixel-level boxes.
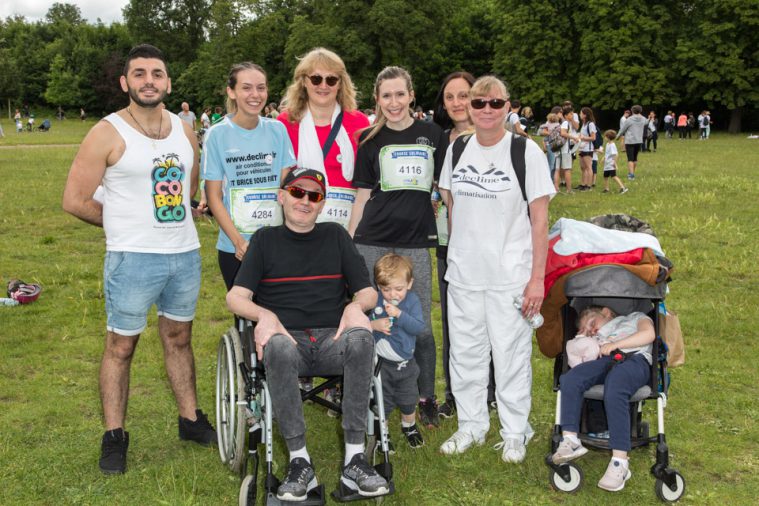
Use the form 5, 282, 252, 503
451, 133, 473, 169
510, 134, 528, 204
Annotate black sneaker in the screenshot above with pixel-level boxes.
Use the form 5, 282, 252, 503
178, 409, 217, 446
438, 400, 456, 419
402, 424, 424, 449
99, 428, 129, 475
418, 397, 439, 428
277, 457, 318, 501
341, 453, 389, 497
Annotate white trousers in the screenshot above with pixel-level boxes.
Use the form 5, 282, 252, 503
448, 284, 535, 443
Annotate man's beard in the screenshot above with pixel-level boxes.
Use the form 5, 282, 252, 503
128, 86, 167, 108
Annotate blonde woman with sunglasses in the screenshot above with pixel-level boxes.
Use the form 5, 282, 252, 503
438, 76, 555, 463
278, 48, 369, 230
203, 62, 296, 290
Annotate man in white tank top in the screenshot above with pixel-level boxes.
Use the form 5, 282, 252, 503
62, 44, 214, 475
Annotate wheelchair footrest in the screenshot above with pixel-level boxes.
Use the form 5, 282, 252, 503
265, 484, 326, 506
331, 478, 395, 503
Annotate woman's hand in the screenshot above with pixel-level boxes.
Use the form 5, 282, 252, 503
521, 278, 544, 318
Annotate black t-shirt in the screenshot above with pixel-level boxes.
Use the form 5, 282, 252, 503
233, 222, 371, 329
353, 120, 448, 248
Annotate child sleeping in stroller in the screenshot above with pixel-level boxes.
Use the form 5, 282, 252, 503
551, 305, 655, 492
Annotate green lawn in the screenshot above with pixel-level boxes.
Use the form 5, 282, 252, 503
0, 127, 757, 505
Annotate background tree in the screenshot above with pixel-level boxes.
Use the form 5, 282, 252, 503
673, 0, 759, 133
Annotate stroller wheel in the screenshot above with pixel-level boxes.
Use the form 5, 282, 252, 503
549, 462, 584, 493
238, 474, 256, 506
655, 471, 685, 502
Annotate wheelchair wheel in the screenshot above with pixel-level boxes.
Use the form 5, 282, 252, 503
239, 474, 257, 506
655, 471, 685, 502
215, 327, 247, 473
549, 462, 584, 493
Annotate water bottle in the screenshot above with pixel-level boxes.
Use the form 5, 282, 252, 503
513, 295, 543, 329
1, 297, 20, 306
388, 299, 399, 326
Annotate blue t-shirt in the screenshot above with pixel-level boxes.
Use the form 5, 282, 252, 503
202, 115, 296, 253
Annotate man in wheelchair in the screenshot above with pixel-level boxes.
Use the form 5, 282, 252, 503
227, 168, 390, 502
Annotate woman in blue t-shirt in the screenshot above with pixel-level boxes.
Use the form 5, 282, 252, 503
203, 62, 296, 289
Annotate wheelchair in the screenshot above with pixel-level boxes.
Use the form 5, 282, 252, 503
216, 319, 395, 505
544, 265, 685, 502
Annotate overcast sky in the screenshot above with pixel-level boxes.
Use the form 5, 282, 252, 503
0, 0, 130, 24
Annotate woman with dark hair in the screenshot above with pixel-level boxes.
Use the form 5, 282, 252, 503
203, 62, 296, 290
349, 66, 448, 428
646, 111, 658, 152
577, 106, 597, 191
432, 71, 476, 419
277, 48, 369, 230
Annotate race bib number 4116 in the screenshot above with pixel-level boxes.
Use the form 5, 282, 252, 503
379, 145, 435, 192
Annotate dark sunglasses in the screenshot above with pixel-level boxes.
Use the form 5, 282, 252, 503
286, 186, 325, 203
470, 98, 507, 110
307, 74, 340, 87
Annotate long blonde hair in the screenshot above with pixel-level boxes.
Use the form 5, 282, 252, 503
282, 47, 358, 123
359, 66, 414, 146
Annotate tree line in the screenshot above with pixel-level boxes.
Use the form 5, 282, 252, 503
1, 0, 756, 132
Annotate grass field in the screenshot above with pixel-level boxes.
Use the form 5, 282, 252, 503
1, 125, 758, 505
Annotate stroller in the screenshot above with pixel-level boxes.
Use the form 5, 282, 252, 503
37, 119, 52, 132
542, 217, 685, 502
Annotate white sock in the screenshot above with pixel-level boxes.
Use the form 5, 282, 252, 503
401, 419, 415, 429
564, 434, 581, 445
344, 442, 364, 466
289, 446, 310, 463
612, 456, 629, 468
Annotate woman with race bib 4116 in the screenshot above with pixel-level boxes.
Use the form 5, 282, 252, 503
349, 66, 448, 429
277, 47, 369, 230
203, 62, 296, 290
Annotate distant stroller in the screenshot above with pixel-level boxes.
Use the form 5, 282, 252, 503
37, 119, 52, 132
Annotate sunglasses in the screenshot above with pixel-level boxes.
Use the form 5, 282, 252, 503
307, 74, 340, 87
286, 186, 325, 203
470, 98, 507, 110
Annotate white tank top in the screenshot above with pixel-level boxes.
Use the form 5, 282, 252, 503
101, 112, 199, 253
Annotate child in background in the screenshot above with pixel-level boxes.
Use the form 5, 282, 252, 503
371, 253, 426, 449
602, 130, 628, 194
551, 306, 655, 492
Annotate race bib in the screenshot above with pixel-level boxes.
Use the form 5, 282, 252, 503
230, 187, 282, 233
317, 187, 355, 230
435, 204, 449, 246
379, 145, 435, 192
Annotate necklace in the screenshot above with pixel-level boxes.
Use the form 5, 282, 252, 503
127, 107, 163, 148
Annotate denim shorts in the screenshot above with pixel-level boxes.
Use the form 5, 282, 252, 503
104, 249, 201, 336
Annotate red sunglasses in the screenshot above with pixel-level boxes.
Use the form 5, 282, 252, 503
286, 186, 325, 203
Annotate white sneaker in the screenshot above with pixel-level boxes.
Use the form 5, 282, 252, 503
494, 438, 526, 463
551, 438, 589, 464
598, 459, 632, 491
439, 430, 484, 455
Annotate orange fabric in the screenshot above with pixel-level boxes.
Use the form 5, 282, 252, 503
536, 248, 661, 358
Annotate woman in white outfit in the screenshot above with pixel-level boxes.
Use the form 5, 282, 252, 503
438, 76, 555, 463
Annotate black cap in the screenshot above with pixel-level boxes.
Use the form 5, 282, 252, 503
281, 168, 326, 193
